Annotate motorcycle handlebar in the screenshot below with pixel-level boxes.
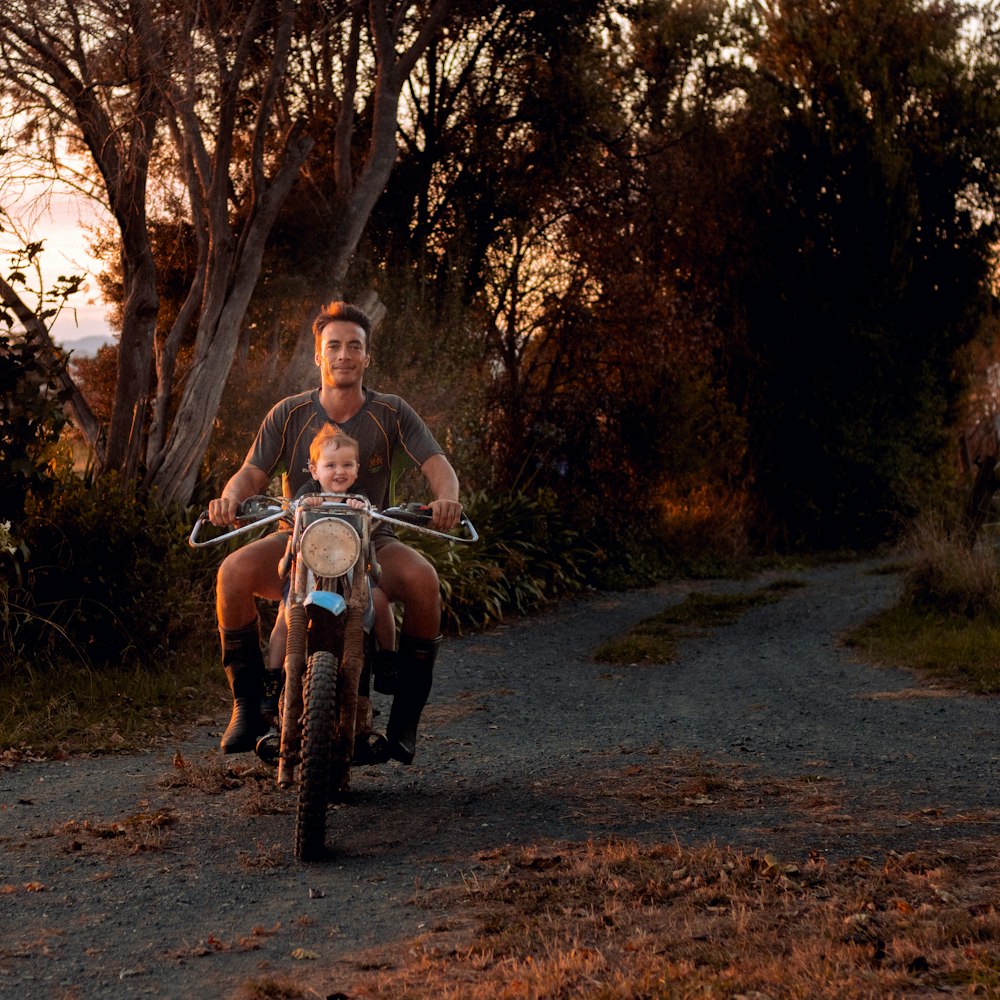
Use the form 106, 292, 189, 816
189, 496, 478, 548
376, 502, 478, 543
188, 502, 290, 548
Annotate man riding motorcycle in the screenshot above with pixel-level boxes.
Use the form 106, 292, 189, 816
206, 300, 463, 764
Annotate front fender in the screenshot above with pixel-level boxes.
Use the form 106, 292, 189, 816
305, 591, 346, 617
305, 590, 347, 655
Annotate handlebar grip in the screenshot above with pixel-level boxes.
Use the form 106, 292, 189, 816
189, 496, 289, 548
382, 503, 432, 526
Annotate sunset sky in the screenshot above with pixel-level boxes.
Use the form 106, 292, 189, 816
3, 175, 110, 347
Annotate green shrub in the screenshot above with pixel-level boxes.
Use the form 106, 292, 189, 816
844, 509, 1000, 694
1, 471, 219, 675
404, 486, 756, 633
405, 488, 596, 631
0, 331, 70, 521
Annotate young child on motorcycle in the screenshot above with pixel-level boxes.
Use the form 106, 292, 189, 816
265, 425, 396, 697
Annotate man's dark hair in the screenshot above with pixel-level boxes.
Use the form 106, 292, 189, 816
312, 301, 374, 353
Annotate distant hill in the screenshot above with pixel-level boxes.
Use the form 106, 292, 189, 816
58, 335, 115, 359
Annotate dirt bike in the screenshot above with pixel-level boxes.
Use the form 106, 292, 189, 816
189, 493, 477, 861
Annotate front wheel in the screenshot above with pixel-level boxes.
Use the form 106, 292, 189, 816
295, 650, 338, 862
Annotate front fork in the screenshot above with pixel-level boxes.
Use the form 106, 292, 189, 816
275, 600, 308, 788
272, 579, 369, 788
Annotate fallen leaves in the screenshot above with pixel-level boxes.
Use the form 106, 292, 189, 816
381, 836, 1000, 999
47, 811, 177, 855
174, 923, 282, 960
189, 934, 230, 957
0, 746, 51, 769
1, 881, 46, 893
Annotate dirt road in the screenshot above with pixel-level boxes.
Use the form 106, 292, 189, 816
2, 560, 998, 998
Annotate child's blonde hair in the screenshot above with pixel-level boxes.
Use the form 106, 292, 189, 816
309, 424, 360, 464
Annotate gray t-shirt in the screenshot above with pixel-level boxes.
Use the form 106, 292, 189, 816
244, 387, 443, 508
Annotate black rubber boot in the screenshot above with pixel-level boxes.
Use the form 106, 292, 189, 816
373, 648, 399, 695
220, 621, 267, 754
385, 634, 441, 764
260, 668, 284, 722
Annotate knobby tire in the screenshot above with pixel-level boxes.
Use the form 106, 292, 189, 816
295, 650, 338, 862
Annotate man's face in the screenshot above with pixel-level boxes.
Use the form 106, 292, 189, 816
316, 320, 370, 389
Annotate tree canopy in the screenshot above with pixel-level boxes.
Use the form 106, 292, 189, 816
2, 0, 998, 551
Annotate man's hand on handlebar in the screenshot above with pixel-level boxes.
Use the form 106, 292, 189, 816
426, 498, 463, 532
207, 496, 244, 527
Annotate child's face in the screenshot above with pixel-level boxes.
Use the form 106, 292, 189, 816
310, 443, 359, 492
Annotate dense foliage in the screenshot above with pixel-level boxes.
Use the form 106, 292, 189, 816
0, 475, 618, 681
0, 332, 69, 522
4, 0, 1000, 683
14, 0, 992, 556
406, 489, 597, 632
727, 0, 1000, 547
0, 472, 216, 675
316, 0, 1000, 551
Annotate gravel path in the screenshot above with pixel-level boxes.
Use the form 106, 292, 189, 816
1, 558, 998, 998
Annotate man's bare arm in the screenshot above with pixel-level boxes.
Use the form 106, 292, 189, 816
420, 453, 462, 531
207, 464, 270, 526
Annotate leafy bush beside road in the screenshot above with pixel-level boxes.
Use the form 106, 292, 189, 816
407, 488, 596, 632
0, 477, 647, 683
0, 331, 70, 522
1, 472, 217, 676
0, 477, 626, 753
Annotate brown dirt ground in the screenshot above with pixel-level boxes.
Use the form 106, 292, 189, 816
1, 559, 998, 998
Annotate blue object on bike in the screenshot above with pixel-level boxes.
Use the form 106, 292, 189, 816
305, 591, 346, 616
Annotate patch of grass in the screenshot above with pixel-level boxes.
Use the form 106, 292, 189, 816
846, 604, 1000, 694
844, 513, 1000, 694
594, 580, 805, 665
329, 837, 1000, 1000
0, 648, 227, 757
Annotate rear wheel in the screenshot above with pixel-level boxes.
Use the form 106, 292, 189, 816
295, 650, 338, 862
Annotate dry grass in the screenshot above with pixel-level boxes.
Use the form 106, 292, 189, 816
158, 752, 245, 793
258, 750, 999, 999
237, 842, 287, 870
47, 810, 177, 856
0, 653, 229, 758
236, 979, 309, 1000
157, 752, 292, 824
317, 837, 1000, 999
900, 512, 1000, 618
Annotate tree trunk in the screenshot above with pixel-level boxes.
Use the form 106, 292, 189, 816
103, 231, 158, 477
146, 131, 315, 505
